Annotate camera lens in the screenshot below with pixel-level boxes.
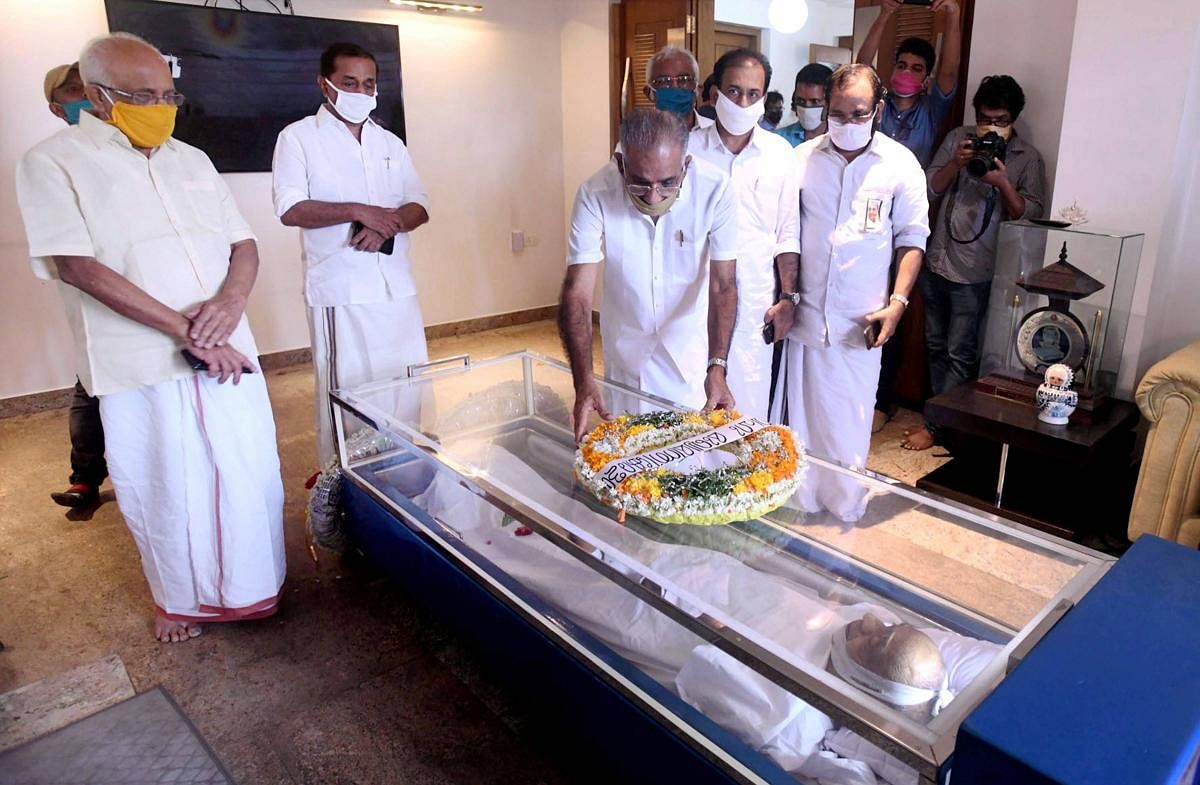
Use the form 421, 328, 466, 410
965, 156, 990, 178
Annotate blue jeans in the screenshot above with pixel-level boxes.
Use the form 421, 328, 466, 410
921, 270, 991, 408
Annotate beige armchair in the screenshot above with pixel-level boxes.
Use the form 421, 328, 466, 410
1129, 339, 1200, 547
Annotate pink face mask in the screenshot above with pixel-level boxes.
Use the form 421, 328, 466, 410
890, 70, 924, 98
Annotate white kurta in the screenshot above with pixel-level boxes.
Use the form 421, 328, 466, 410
272, 106, 431, 464
101, 373, 286, 620
15, 114, 286, 620
777, 133, 929, 518
687, 124, 800, 420
567, 158, 739, 411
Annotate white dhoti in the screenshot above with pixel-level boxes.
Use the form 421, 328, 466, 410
775, 340, 881, 522
601, 344, 705, 413
99, 372, 286, 621
726, 327, 775, 421
309, 295, 429, 466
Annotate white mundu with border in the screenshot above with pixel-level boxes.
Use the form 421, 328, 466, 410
15, 112, 286, 621
272, 105, 430, 465
777, 132, 929, 520
566, 157, 738, 410
688, 123, 800, 421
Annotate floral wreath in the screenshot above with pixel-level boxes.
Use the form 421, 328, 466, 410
574, 409, 805, 525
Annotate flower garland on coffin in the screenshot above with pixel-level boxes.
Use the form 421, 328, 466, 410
575, 409, 807, 525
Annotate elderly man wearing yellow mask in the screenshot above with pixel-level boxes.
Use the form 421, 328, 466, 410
15, 33, 286, 644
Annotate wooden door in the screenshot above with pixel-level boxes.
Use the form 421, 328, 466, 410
610, 0, 695, 148
713, 22, 761, 62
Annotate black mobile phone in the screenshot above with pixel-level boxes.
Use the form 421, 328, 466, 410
181, 348, 255, 375
350, 221, 395, 255
761, 320, 776, 345
864, 321, 882, 348
899, 0, 933, 5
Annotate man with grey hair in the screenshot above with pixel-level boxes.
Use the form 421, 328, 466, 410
559, 108, 738, 441
15, 32, 286, 643
643, 45, 712, 131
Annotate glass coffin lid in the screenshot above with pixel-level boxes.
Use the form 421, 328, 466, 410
330, 352, 1112, 784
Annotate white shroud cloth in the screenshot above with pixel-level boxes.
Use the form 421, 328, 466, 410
408, 440, 1002, 785
99, 372, 286, 621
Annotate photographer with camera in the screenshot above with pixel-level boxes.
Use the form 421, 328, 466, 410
902, 75, 1046, 451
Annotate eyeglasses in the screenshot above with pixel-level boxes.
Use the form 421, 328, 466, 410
649, 74, 696, 89
97, 84, 186, 107
827, 110, 875, 125
977, 115, 1013, 127
623, 165, 687, 198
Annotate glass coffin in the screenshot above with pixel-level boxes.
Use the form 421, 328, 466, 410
978, 220, 1144, 411
330, 352, 1113, 785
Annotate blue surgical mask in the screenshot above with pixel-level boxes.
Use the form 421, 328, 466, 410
59, 98, 93, 126
653, 87, 695, 117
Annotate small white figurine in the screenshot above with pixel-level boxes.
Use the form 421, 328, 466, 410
1036, 363, 1079, 425
1057, 200, 1089, 225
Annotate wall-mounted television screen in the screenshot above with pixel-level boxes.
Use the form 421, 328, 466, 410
104, 0, 406, 172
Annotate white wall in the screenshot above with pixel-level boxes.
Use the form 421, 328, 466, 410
1051, 0, 1200, 391
714, 0, 854, 96
0, 0, 612, 399
964, 0, 1077, 201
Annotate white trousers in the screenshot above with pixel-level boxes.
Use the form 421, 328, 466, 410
726, 326, 775, 421
308, 296, 428, 466
100, 372, 286, 621
602, 343, 705, 413
774, 340, 881, 521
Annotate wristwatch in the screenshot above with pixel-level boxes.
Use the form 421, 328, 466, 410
779, 291, 801, 306
707, 357, 728, 372
889, 293, 910, 309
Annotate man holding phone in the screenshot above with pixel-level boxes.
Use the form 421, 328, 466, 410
688, 48, 799, 421
272, 42, 430, 466
774, 64, 928, 520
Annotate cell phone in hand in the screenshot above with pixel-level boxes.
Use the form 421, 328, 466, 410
350, 221, 395, 255
899, 0, 933, 5
761, 320, 776, 345
864, 321, 882, 348
181, 348, 255, 374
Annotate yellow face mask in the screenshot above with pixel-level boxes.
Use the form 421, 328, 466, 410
107, 101, 177, 149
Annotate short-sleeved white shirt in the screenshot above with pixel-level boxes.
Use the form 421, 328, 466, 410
567, 157, 738, 387
791, 132, 930, 350
15, 112, 258, 396
688, 124, 800, 330
272, 106, 429, 307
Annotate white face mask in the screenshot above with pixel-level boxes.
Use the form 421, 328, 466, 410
324, 78, 377, 124
798, 106, 824, 131
715, 91, 764, 136
827, 110, 876, 151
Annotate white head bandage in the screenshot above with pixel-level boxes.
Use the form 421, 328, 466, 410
829, 624, 954, 716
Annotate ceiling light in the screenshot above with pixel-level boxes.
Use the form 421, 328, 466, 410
768, 0, 809, 34
388, 0, 483, 12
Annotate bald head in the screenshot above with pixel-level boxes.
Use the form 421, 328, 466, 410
79, 33, 172, 121
844, 613, 945, 691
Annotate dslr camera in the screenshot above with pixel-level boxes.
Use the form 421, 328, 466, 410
965, 131, 1008, 178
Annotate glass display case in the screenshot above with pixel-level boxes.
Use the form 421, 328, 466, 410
330, 352, 1113, 785
978, 220, 1144, 410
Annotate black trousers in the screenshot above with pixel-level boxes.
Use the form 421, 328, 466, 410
69, 379, 107, 486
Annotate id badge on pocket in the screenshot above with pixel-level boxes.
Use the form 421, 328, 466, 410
864, 197, 884, 233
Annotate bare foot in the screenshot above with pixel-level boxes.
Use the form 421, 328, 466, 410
154, 617, 203, 643
901, 428, 936, 451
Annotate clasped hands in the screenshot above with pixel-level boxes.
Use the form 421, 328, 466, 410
352, 205, 406, 252
183, 293, 255, 384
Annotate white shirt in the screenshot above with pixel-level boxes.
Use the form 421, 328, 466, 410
791, 132, 929, 350
694, 110, 716, 130
688, 124, 800, 331
15, 113, 258, 396
272, 106, 429, 307
567, 158, 738, 387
